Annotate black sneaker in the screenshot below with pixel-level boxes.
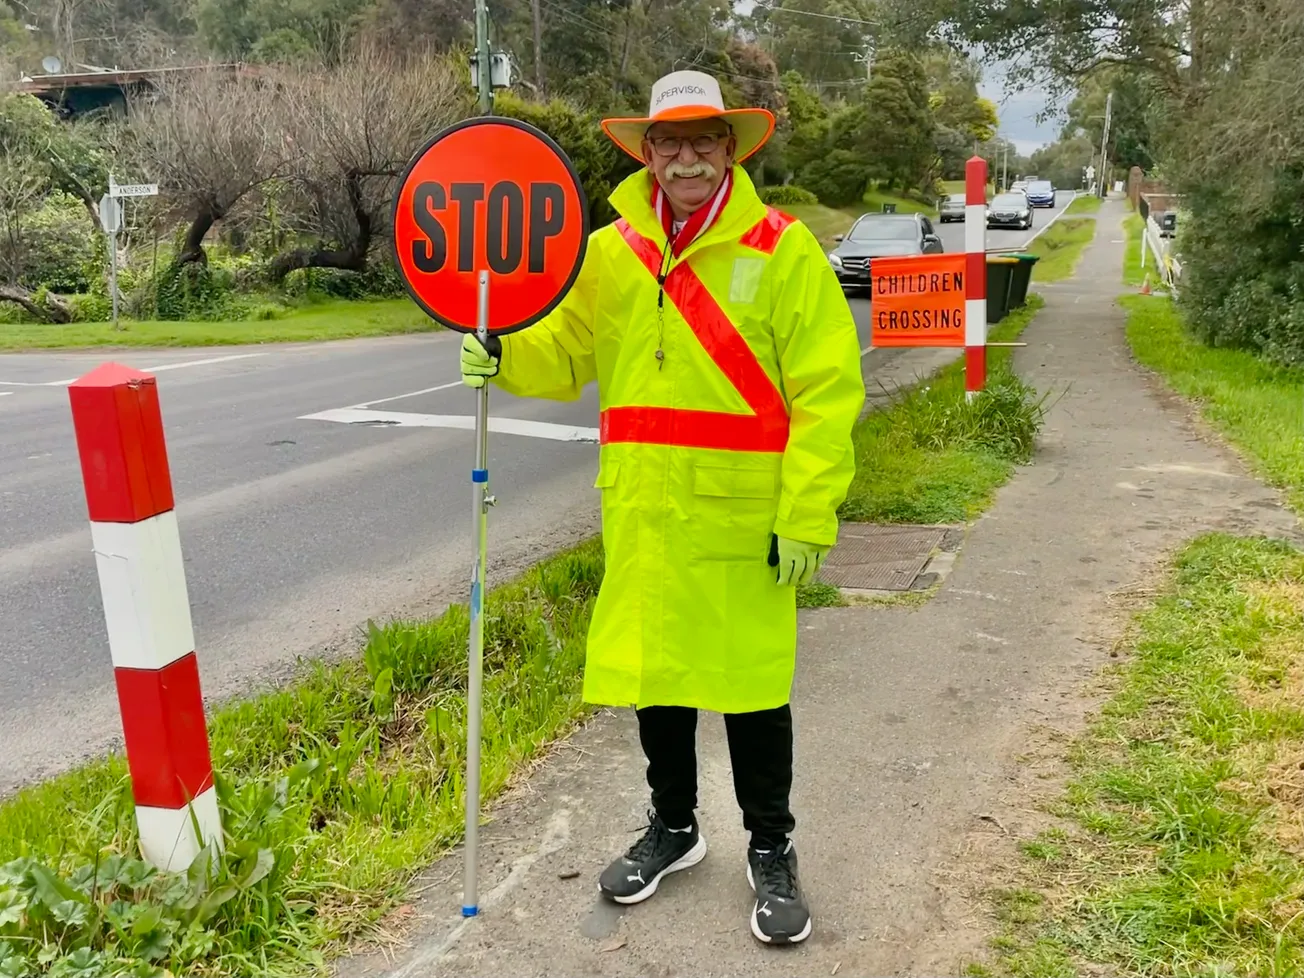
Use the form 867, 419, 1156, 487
746, 839, 812, 944
598, 811, 707, 904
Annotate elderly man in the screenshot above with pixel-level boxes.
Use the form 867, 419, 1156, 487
460, 69, 865, 945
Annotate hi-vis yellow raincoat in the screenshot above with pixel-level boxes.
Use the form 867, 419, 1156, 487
494, 165, 865, 714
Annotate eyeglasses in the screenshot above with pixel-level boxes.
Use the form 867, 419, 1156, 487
646, 132, 730, 157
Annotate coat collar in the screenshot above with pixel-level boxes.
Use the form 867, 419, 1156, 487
609, 164, 769, 261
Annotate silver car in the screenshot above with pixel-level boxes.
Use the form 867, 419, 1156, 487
939, 193, 967, 223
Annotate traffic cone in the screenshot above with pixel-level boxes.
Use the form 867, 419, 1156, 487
1140, 272, 1151, 295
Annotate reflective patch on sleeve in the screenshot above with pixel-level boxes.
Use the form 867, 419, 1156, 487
729, 257, 766, 304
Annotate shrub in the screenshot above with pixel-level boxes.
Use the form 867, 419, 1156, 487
1176, 172, 1304, 367
799, 149, 869, 208
758, 185, 819, 206
15, 192, 99, 293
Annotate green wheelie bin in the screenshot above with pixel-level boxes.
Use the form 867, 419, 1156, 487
1004, 252, 1040, 308
986, 255, 1019, 324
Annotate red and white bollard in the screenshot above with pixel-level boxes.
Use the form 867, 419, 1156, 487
69, 363, 221, 873
964, 155, 989, 401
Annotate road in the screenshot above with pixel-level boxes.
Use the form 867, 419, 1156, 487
0, 192, 1074, 793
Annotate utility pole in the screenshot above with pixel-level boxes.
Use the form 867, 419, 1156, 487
475, 0, 493, 115
1097, 90, 1113, 199
530, 0, 544, 95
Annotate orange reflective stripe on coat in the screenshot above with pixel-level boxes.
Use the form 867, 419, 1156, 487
602, 215, 794, 453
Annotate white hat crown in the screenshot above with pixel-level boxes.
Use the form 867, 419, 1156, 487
647, 70, 725, 118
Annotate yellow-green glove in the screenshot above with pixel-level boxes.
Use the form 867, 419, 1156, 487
460, 333, 503, 388
769, 534, 829, 587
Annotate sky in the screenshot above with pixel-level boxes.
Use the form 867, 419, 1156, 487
979, 59, 1065, 157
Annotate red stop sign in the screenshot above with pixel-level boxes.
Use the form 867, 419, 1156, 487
392, 117, 589, 335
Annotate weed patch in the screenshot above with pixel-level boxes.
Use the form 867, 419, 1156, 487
841, 296, 1050, 524
980, 534, 1304, 976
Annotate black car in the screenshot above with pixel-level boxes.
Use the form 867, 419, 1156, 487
828, 213, 944, 292
986, 192, 1033, 230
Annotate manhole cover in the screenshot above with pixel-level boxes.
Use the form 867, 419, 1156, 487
819, 523, 947, 591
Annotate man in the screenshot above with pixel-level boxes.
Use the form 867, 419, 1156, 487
460, 70, 865, 945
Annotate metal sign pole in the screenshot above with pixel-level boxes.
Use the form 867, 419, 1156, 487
109, 226, 120, 330
463, 270, 493, 917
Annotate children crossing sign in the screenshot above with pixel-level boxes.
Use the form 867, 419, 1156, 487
868, 253, 968, 348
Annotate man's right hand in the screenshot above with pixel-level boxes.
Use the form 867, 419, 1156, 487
460, 333, 503, 388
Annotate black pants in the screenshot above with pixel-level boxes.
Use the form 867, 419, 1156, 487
636, 704, 795, 849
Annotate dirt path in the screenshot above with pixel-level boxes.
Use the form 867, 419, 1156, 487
340, 200, 1298, 978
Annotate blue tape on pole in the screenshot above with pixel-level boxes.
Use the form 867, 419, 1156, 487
471, 581, 482, 616
461, 905, 479, 917
472, 469, 488, 483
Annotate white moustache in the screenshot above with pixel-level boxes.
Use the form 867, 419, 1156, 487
665, 161, 717, 181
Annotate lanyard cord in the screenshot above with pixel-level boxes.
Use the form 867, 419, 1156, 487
655, 237, 671, 370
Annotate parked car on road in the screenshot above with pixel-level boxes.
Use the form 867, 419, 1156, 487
986, 192, 1033, 230
828, 213, 945, 293
1026, 179, 1056, 208
939, 194, 967, 223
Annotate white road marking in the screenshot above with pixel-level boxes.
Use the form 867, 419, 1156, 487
0, 391, 10, 397
299, 407, 600, 443
350, 380, 463, 409
0, 352, 266, 388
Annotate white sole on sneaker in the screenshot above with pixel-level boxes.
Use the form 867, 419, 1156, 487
746, 864, 813, 944
605, 834, 707, 905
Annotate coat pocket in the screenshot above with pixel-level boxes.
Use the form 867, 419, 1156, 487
690, 463, 779, 561
594, 459, 620, 489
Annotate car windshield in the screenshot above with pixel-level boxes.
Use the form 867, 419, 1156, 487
1029, 181, 1053, 192
946, 194, 965, 204
848, 217, 917, 241
993, 194, 1026, 208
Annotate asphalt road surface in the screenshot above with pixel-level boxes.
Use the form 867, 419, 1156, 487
0, 192, 1073, 793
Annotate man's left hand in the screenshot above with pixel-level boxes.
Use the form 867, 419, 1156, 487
770, 535, 829, 587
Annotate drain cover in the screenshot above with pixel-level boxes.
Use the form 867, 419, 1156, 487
819, 524, 947, 591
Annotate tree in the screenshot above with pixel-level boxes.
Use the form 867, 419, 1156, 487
125, 66, 293, 267
750, 0, 877, 86
859, 48, 934, 189
270, 46, 469, 279
0, 93, 75, 321
925, 46, 998, 144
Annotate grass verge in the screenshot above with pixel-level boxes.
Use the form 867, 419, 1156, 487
0, 540, 602, 976
975, 533, 1304, 977
782, 202, 859, 250
1122, 212, 1148, 287
0, 299, 437, 351
1025, 218, 1095, 283
1123, 294, 1304, 513
1064, 194, 1102, 215
840, 295, 1049, 524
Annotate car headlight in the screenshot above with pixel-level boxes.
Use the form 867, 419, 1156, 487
828, 253, 843, 268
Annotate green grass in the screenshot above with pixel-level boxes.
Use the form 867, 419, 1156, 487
1064, 194, 1102, 215
1124, 294, 1304, 513
840, 296, 1049, 524
863, 184, 938, 217
980, 533, 1304, 977
1023, 218, 1096, 283
0, 299, 437, 351
781, 202, 859, 250
1122, 212, 1148, 287
0, 540, 603, 976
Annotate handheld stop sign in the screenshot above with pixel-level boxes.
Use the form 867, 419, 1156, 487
393, 116, 589, 334
391, 117, 589, 919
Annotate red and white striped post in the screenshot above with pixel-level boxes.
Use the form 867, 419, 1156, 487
69, 363, 221, 873
964, 155, 989, 401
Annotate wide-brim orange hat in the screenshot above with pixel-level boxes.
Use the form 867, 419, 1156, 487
601, 70, 776, 164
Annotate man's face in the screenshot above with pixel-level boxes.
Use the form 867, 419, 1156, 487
642, 118, 735, 215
